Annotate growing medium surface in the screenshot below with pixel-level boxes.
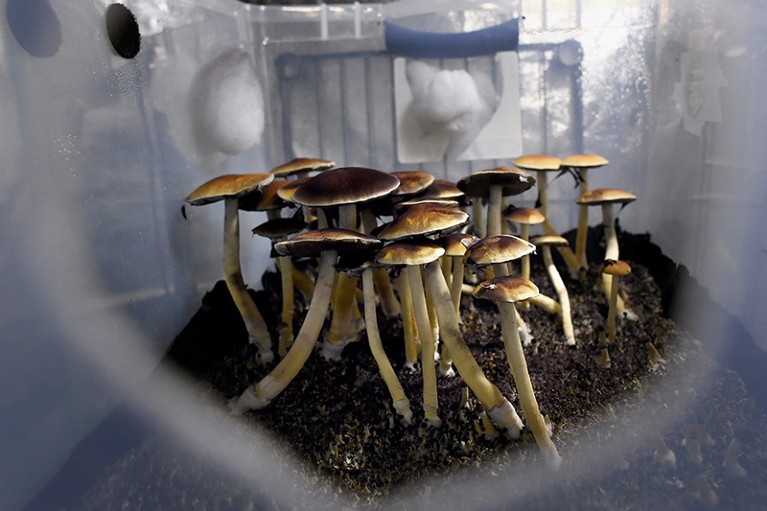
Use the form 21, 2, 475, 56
67, 229, 767, 510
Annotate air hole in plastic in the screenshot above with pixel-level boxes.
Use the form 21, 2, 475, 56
106, 3, 140, 59
6, 0, 62, 58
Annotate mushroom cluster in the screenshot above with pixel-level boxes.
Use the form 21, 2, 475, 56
183, 154, 640, 469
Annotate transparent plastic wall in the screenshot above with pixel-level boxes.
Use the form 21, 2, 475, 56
1, 0, 765, 509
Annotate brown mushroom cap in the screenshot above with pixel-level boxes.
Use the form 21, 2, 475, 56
273, 228, 381, 258
292, 167, 400, 208
394, 198, 461, 212
443, 232, 480, 257
576, 188, 637, 206
512, 154, 562, 171
270, 157, 335, 177
504, 206, 546, 226
239, 179, 292, 212
602, 259, 632, 276
251, 217, 306, 239
377, 203, 469, 240
530, 234, 569, 248
417, 179, 466, 201
456, 168, 536, 198
391, 171, 435, 197
376, 240, 445, 267
562, 153, 609, 168
276, 176, 310, 204
186, 173, 275, 206
473, 275, 540, 303
464, 234, 536, 266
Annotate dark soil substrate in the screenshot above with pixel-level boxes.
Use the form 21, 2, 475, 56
28, 227, 767, 510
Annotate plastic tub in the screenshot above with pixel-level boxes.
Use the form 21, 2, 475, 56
1, 0, 765, 509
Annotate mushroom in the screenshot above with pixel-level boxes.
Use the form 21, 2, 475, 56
357, 170, 435, 319
473, 275, 562, 467
292, 167, 401, 360
377, 203, 470, 426
530, 235, 576, 345
270, 156, 335, 178
561, 153, 609, 269
230, 228, 381, 412
377, 240, 447, 427
336, 252, 414, 424
456, 167, 535, 238
602, 259, 632, 343
511, 154, 561, 219
512, 154, 581, 274
378, 202, 528, 437
241, 180, 303, 354
503, 206, 545, 281
464, 235, 537, 346
442, 232, 480, 319
185, 172, 275, 364
270, 157, 335, 222
423, 255, 524, 438
576, 188, 637, 318
251, 217, 307, 357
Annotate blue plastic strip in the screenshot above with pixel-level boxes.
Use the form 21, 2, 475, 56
384, 17, 519, 59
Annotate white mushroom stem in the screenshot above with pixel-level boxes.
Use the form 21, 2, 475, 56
361, 209, 400, 317
498, 300, 562, 467
492, 263, 535, 346
472, 200, 486, 238
325, 203, 363, 358
542, 245, 575, 345
407, 265, 441, 427
441, 255, 453, 287
424, 282, 441, 360
520, 224, 531, 281
525, 294, 561, 315
423, 261, 523, 438
223, 198, 272, 364
487, 185, 503, 237
450, 256, 465, 319
230, 249, 337, 413
600, 203, 633, 319
602, 203, 619, 261
537, 170, 549, 217
277, 253, 295, 357
542, 218, 580, 275
395, 273, 420, 370
362, 269, 413, 424
575, 168, 590, 269
607, 273, 620, 343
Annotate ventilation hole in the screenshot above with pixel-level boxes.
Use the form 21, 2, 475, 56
6, 0, 62, 58
106, 3, 140, 59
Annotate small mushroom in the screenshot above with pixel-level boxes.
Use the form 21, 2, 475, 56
230, 228, 381, 412
561, 153, 609, 270
423, 258, 524, 438
251, 217, 307, 357
531, 235, 576, 345
336, 253, 413, 424
503, 206, 545, 281
185, 172, 275, 364
456, 167, 535, 238
377, 241, 446, 427
463, 234, 537, 346
577, 188, 637, 318
602, 259, 632, 343
511, 154, 561, 218
292, 167, 401, 360
473, 275, 561, 468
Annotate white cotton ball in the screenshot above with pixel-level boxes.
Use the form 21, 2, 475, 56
406, 61, 486, 135
190, 48, 265, 156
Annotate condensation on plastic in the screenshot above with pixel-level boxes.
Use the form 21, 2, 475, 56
1, 0, 766, 510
